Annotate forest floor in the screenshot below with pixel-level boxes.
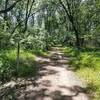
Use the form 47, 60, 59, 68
0, 47, 90, 100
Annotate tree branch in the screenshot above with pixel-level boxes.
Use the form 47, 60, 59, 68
0, 0, 21, 14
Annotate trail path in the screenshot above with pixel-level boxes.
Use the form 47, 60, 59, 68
1, 47, 89, 100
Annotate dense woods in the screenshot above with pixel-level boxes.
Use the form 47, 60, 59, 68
0, 0, 100, 50
0, 0, 100, 100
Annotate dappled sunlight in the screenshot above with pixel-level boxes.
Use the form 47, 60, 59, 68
0, 47, 89, 100
0, 0, 99, 99
0, 47, 90, 100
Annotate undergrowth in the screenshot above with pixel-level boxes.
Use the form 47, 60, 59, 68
0, 49, 37, 83
61, 47, 100, 100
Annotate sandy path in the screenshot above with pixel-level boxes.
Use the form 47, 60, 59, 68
14, 47, 89, 100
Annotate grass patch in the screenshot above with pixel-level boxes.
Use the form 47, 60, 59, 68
60, 47, 100, 100
0, 49, 37, 82
33, 50, 49, 58
77, 68, 100, 100
60, 47, 78, 57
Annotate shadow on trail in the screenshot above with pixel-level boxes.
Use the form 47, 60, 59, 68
0, 48, 89, 100
16, 86, 86, 100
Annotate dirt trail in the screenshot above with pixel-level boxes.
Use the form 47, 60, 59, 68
1, 47, 89, 100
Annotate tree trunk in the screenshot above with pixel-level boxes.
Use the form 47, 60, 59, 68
4, 0, 9, 21
75, 33, 80, 50
16, 41, 20, 76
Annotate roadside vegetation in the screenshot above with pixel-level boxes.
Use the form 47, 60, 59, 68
0, 49, 36, 83
61, 47, 100, 100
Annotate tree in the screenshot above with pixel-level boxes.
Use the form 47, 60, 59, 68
12, 0, 35, 75
0, 0, 21, 14
59, 0, 82, 49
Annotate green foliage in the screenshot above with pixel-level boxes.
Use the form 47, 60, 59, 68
25, 27, 47, 50
61, 47, 100, 69
0, 21, 11, 49
60, 47, 78, 57
33, 49, 49, 58
0, 49, 36, 82
73, 53, 98, 68
61, 46, 100, 100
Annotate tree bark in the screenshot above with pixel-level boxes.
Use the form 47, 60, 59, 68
16, 41, 20, 76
